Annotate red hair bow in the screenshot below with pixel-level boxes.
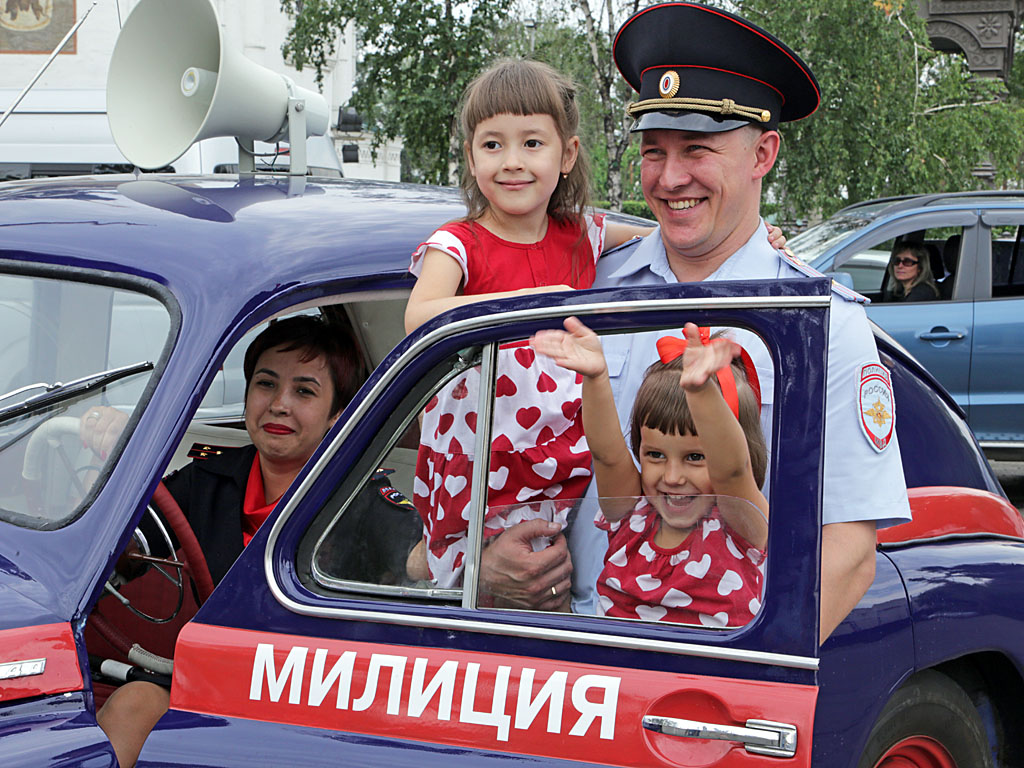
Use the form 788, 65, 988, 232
655, 329, 762, 421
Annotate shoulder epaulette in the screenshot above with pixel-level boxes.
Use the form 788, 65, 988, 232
186, 443, 233, 460
779, 247, 869, 304
601, 234, 644, 257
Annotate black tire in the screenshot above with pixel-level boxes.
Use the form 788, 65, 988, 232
857, 669, 994, 768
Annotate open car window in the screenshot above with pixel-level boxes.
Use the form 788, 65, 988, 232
484, 495, 767, 628
834, 226, 962, 300
300, 321, 774, 633
302, 345, 482, 603
0, 272, 169, 529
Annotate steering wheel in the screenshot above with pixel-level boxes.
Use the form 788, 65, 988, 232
149, 481, 215, 603
88, 481, 215, 678
23, 414, 215, 606
106, 481, 215, 617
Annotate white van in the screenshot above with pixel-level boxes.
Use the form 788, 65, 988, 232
0, 88, 343, 180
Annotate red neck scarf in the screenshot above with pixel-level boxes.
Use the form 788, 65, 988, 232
242, 453, 281, 547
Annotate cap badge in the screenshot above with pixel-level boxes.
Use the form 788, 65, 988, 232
658, 70, 680, 99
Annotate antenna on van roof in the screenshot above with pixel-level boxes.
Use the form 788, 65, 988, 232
0, 1, 101, 133
106, 0, 328, 176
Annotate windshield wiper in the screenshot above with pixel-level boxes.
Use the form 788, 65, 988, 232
0, 361, 154, 425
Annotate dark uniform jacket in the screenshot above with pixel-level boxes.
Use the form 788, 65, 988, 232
161, 444, 255, 586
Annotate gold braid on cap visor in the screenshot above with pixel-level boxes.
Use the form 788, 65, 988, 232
626, 97, 771, 124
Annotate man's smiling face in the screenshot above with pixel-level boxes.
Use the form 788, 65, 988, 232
640, 126, 777, 273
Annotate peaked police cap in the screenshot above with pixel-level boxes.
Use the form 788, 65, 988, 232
614, 3, 820, 133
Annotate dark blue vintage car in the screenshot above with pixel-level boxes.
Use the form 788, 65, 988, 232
1, 174, 1022, 768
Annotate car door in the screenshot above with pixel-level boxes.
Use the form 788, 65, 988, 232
138, 279, 830, 767
826, 210, 978, 415
970, 212, 1024, 450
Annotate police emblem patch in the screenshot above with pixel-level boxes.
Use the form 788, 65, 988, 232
658, 70, 680, 98
858, 363, 894, 452
380, 486, 415, 510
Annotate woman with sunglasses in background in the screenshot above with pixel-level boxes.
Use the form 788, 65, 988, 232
884, 243, 940, 302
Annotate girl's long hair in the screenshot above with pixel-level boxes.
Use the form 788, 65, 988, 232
459, 58, 591, 226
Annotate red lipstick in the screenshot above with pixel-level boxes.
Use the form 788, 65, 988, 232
263, 423, 294, 435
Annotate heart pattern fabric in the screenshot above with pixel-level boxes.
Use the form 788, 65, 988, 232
595, 501, 764, 628
414, 344, 592, 589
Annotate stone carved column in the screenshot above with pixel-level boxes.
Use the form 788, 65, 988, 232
919, 0, 1024, 80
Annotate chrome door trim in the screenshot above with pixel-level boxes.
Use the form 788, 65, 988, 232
263, 601, 818, 670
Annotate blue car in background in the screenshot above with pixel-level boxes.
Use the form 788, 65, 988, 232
787, 191, 1024, 459
2, 174, 1024, 768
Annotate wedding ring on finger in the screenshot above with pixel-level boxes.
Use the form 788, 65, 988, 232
86, 410, 101, 423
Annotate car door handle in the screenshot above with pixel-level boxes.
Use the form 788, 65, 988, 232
918, 327, 966, 342
642, 715, 797, 758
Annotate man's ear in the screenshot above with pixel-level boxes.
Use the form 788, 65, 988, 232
751, 130, 781, 181
562, 135, 581, 175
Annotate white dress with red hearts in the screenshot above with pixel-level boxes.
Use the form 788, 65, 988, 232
595, 502, 764, 627
409, 216, 605, 587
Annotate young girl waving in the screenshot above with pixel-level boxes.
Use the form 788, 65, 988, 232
405, 59, 651, 588
532, 318, 768, 626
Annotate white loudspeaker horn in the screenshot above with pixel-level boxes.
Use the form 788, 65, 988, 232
107, 0, 329, 174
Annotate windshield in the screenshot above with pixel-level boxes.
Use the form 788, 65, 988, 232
787, 214, 880, 264
0, 272, 170, 529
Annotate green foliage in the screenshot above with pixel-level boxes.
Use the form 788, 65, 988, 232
592, 199, 654, 219
735, 0, 1024, 220
620, 200, 654, 220
280, 0, 513, 185
281, 0, 1024, 216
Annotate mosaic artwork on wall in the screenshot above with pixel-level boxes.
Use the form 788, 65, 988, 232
0, 0, 76, 54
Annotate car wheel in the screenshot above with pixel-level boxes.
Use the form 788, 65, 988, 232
858, 670, 994, 768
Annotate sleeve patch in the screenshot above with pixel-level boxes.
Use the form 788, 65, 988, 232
380, 486, 416, 510
858, 363, 895, 452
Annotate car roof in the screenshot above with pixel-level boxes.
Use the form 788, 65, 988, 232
0, 174, 465, 289
833, 189, 1024, 218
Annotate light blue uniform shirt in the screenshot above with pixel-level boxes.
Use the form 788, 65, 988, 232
569, 223, 912, 614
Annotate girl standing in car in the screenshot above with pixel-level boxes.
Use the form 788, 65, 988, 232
403, 59, 653, 590
532, 318, 768, 626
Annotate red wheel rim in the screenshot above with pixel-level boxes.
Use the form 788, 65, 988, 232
873, 736, 957, 768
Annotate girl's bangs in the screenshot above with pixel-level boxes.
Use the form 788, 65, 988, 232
464, 65, 566, 134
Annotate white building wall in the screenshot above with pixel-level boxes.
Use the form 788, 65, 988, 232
0, 0, 399, 180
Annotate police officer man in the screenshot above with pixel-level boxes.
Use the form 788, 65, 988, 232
564, 2, 912, 643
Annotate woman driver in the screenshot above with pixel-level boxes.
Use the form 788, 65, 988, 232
88, 314, 420, 768
884, 243, 940, 302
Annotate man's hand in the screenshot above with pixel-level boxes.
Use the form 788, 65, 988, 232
820, 520, 877, 644
480, 519, 573, 612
